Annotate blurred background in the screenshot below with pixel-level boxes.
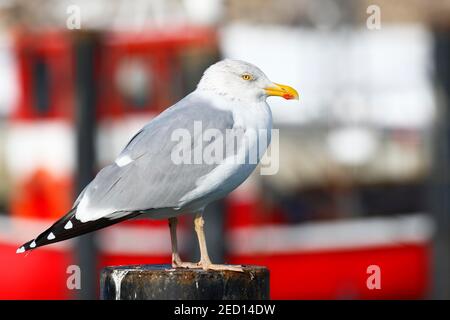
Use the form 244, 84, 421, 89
0, 0, 449, 299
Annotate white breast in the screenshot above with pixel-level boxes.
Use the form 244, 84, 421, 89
178, 93, 272, 210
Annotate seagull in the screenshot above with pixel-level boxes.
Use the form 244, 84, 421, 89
16, 59, 298, 271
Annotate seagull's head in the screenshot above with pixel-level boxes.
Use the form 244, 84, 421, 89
197, 59, 299, 103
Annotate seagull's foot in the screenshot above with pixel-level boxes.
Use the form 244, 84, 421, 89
173, 262, 243, 272
203, 264, 244, 272
198, 259, 244, 272
172, 254, 202, 269
172, 261, 202, 269
172, 254, 243, 272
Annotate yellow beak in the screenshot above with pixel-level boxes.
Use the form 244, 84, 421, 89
264, 83, 299, 100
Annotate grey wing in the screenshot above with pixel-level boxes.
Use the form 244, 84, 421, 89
74, 93, 236, 222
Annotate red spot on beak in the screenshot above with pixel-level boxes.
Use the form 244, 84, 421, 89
283, 93, 294, 100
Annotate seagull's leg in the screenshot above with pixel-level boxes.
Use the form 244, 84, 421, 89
194, 213, 243, 272
194, 213, 212, 266
168, 217, 199, 269
169, 217, 182, 266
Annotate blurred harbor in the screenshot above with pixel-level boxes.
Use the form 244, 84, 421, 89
0, 0, 449, 299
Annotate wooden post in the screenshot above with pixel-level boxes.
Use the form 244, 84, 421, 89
100, 264, 270, 300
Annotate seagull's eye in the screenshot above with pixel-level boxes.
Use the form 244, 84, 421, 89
241, 73, 253, 81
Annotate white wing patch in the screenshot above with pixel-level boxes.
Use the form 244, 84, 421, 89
115, 154, 133, 167
75, 193, 117, 223
64, 220, 73, 229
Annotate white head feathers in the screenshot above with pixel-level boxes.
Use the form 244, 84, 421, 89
196, 59, 274, 103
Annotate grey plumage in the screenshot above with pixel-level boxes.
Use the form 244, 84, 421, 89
17, 92, 245, 251
82, 93, 237, 217
16, 59, 284, 259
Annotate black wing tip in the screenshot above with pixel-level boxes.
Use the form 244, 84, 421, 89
16, 210, 141, 255
16, 239, 37, 254
17, 226, 70, 254
16, 221, 68, 254
16, 208, 78, 254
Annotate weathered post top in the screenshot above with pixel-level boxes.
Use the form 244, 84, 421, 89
100, 264, 270, 300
